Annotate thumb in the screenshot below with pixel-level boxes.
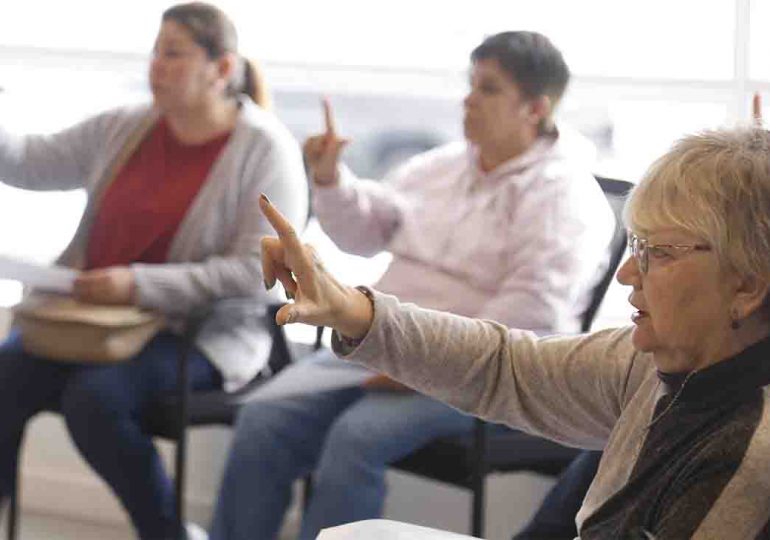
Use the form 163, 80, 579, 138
329, 138, 350, 159
275, 301, 312, 326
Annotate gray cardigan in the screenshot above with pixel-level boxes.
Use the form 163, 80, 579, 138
0, 100, 308, 390
336, 292, 770, 538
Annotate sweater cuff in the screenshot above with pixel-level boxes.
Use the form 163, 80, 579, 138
312, 164, 358, 209
331, 287, 382, 359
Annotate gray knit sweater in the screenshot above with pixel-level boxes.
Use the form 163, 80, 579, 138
335, 292, 770, 539
0, 100, 308, 390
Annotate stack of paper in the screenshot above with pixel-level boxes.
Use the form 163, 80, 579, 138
0, 255, 75, 294
317, 519, 478, 540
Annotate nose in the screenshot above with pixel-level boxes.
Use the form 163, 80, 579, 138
616, 255, 640, 287
464, 90, 477, 110
150, 54, 165, 76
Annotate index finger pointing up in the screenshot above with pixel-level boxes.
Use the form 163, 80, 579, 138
323, 97, 336, 137
753, 92, 763, 125
259, 194, 302, 248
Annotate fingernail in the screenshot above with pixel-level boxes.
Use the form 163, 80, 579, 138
286, 310, 297, 324
285, 290, 295, 301
260, 193, 271, 204
264, 280, 272, 291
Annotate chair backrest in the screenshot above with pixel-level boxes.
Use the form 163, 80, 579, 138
579, 176, 635, 332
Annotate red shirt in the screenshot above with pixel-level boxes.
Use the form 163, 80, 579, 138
86, 119, 231, 269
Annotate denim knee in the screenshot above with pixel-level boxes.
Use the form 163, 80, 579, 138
60, 371, 128, 429
323, 413, 378, 463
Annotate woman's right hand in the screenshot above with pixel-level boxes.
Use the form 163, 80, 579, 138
754, 92, 763, 126
260, 194, 374, 339
302, 98, 349, 186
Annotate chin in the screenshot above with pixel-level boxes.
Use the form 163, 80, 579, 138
463, 120, 479, 142
630, 325, 658, 353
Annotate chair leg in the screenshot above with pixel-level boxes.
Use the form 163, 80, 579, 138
470, 419, 488, 538
6, 430, 24, 540
471, 479, 485, 538
7, 476, 18, 540
302, 475, 314, 510
174, 325, 196, 540
174, 429, 188, 540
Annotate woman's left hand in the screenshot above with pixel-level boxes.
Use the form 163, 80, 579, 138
74, 267, 137, 305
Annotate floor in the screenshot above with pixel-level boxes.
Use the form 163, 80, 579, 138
4, 510, 299, 540
4, 511, 133, 540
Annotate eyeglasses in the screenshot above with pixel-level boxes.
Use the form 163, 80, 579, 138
627, 232, 712, 274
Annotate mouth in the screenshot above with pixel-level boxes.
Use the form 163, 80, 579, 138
631, 309, 649, 323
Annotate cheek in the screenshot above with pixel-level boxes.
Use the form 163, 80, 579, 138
648, 281, 711, 343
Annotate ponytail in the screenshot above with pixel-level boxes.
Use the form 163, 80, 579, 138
240, 57, 272, 110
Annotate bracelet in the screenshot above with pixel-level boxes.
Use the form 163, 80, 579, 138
354, 285, 375, 308
338, 286, 375, 348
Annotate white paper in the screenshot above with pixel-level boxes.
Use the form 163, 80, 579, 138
0, 255, 77, 294
318, 519, 478, 540
245, 355, 374, 402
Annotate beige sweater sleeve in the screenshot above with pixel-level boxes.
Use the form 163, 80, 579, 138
333, 291, 650, 450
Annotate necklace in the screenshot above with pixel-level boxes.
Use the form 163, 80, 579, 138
633, 370, 696, 455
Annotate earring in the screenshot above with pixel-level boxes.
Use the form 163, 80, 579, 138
730, 309, 742, 330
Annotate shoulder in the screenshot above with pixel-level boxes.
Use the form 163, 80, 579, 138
85, 103, 156, 130
233, 99, 298, 150
57, 103, 157, 156
385, 141, 467, 187
538, 126, 597, 186
403, 141, 467, 170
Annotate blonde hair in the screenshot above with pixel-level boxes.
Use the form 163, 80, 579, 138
625, 126, 770, 281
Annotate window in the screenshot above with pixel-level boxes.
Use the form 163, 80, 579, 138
0, 0, 765, 326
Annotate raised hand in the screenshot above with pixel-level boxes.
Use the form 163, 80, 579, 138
302, 98, 349, 186
259, 194, 373, 338
74, 267, 136, 305
753, 92, 763, 126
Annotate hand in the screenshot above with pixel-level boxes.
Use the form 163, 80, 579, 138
74, 267, 136, 305
259, 194, 373, 339
753, 92, 763, 126
302, 98, 349, 186
361, 373, 412, 392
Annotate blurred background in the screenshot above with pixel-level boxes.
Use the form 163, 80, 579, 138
0, 1, 768, 537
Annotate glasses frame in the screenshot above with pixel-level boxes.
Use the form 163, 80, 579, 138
627, 232, 712, 274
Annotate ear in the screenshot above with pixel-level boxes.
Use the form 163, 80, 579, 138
212, 52, 237, 88
732, 273, 770, 320
524, 95, 552, 127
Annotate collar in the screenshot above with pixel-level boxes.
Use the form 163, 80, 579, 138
467, 130, 558, 182
656, 334, 770, 406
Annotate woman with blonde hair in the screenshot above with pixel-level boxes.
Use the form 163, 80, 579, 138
0, 3, 307, 538
259, 126, 770, 538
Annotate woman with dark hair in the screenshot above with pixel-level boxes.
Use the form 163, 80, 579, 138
0, 3, 307, 538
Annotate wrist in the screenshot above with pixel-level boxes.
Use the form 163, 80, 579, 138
334, 286, 374, 342
312, 163, 341, 187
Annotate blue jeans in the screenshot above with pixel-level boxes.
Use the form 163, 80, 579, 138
210, 350, 475, 540
0, 329, 221, 540
514, 450, 602, 539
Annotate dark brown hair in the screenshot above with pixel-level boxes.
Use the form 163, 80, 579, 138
162, 2, 271, 109
471, 31, 569, 134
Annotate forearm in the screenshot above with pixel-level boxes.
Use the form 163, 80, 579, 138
313, 168, 403, 256
132, 255, 269, 315
332, 291, 633, 447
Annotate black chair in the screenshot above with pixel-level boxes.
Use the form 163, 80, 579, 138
387, 176, 633, 538
5, 303, 305, 540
